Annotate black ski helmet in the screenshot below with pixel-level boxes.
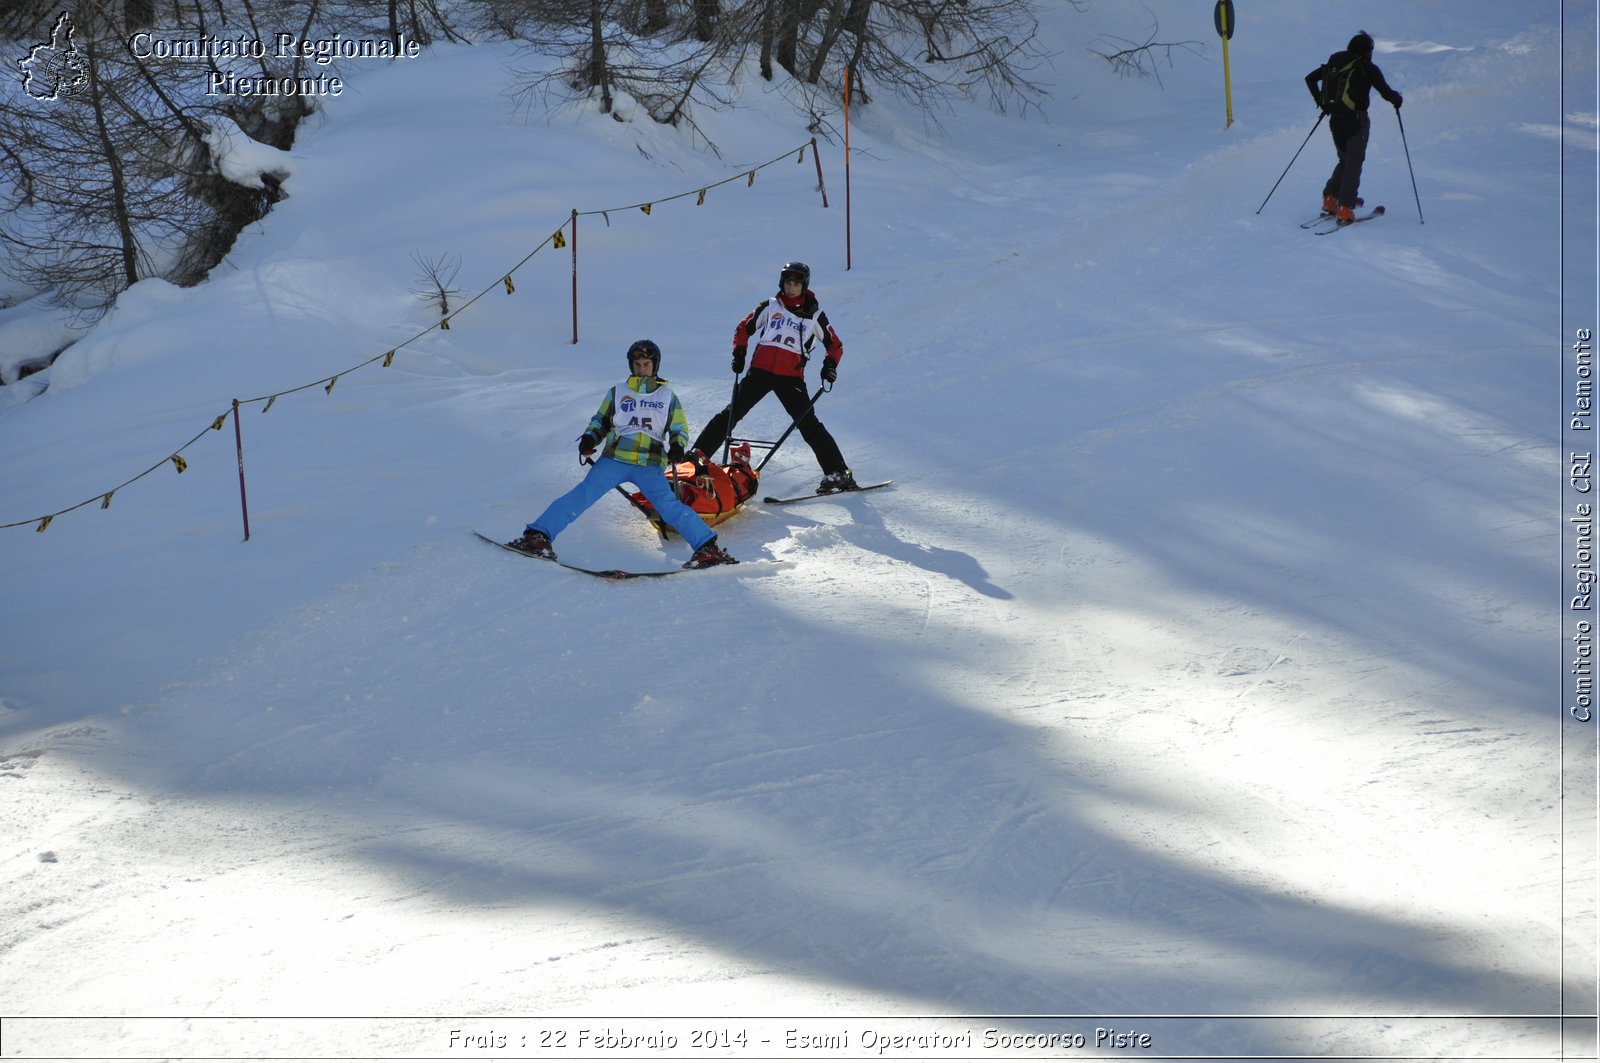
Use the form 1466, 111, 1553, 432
779, 261, 811, 289
1347, 31, 1374, 57
626, 338, 661, 374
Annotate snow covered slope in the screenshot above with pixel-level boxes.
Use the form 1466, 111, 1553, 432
1, 1, 1593, 1059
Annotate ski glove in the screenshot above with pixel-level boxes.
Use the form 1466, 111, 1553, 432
820, 357, 838, 384
668, 442, 686, 465
731, 348, 746, 374
578, 433, 599, 459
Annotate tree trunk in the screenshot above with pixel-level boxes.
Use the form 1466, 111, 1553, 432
82, 30, 140, 287
124, 0, 155, 29
642, 0, 669, 34
588, 0, 612, 113
842, 0, 871, 100
805, 0, 849, 84
692, 0, 717, 43
758, 0, 776, 79
842, 0, 871, 38
775, 0, 802, 78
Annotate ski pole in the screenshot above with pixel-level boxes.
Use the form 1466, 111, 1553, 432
720, 368, 741, 466
1395, 106, 1424, 224
754, 385, 827, 473
1256, 112, 1325, 214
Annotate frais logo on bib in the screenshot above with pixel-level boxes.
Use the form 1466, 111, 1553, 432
618, 392, 666, 434
618, 394, 665, 414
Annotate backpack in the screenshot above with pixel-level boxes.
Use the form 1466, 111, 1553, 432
1319, 51, 1363, 113
669, 458, 758, 523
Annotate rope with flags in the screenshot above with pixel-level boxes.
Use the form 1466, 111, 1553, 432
2, 139, 828, 536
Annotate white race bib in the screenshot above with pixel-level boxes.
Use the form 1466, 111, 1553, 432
613, 382, 674, 443
755, 302, 815, 357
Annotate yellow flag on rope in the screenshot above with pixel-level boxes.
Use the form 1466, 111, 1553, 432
36, 515, 51, 532
171, 455, 188, 474
553, 229, 566, 249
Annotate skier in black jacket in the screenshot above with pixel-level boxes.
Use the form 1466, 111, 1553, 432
1305, 31, 1403, 224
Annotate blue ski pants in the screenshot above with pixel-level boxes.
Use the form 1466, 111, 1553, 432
528, 456, 716, 551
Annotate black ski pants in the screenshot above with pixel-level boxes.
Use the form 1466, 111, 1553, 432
693, 368, 848, 475
1322, 110, 1371, 209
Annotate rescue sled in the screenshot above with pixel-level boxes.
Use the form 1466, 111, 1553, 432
621, 381, 831, 538
620, 442, 760, 538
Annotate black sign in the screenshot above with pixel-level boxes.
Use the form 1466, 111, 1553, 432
1214, 0, 1235, 40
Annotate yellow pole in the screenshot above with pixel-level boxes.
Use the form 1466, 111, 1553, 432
1221, 33, 1234, 127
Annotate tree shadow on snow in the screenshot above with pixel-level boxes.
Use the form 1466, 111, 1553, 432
105, 545, 1559, 1058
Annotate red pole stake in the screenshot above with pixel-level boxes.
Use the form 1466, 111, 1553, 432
232, 399, 251, 542
569, 210, 579, 344
810, 137, 828, 208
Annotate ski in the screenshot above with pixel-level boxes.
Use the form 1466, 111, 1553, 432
763, 481, 893, 505
1314, 205, 1385, 234
476, 531, 689, 578
474, 531, 780, 579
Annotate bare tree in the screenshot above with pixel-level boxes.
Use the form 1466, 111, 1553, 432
1088, 18, 1204, 87
497, 0, 1058, 144
0, 5, 215, 312
748, 0, 1060, 114
410, 251, 463, 319
0, 0, 1185, 329
0, 0, 472, 319
0, 1, 60, 41
505, 0, 747, 137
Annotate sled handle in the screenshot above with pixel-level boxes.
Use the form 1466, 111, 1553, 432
754, 385, 827, 474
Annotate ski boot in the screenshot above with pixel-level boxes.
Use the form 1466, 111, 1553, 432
817, 469, 858, 494
684, 536, 737, 569
506, 528, 555, 559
